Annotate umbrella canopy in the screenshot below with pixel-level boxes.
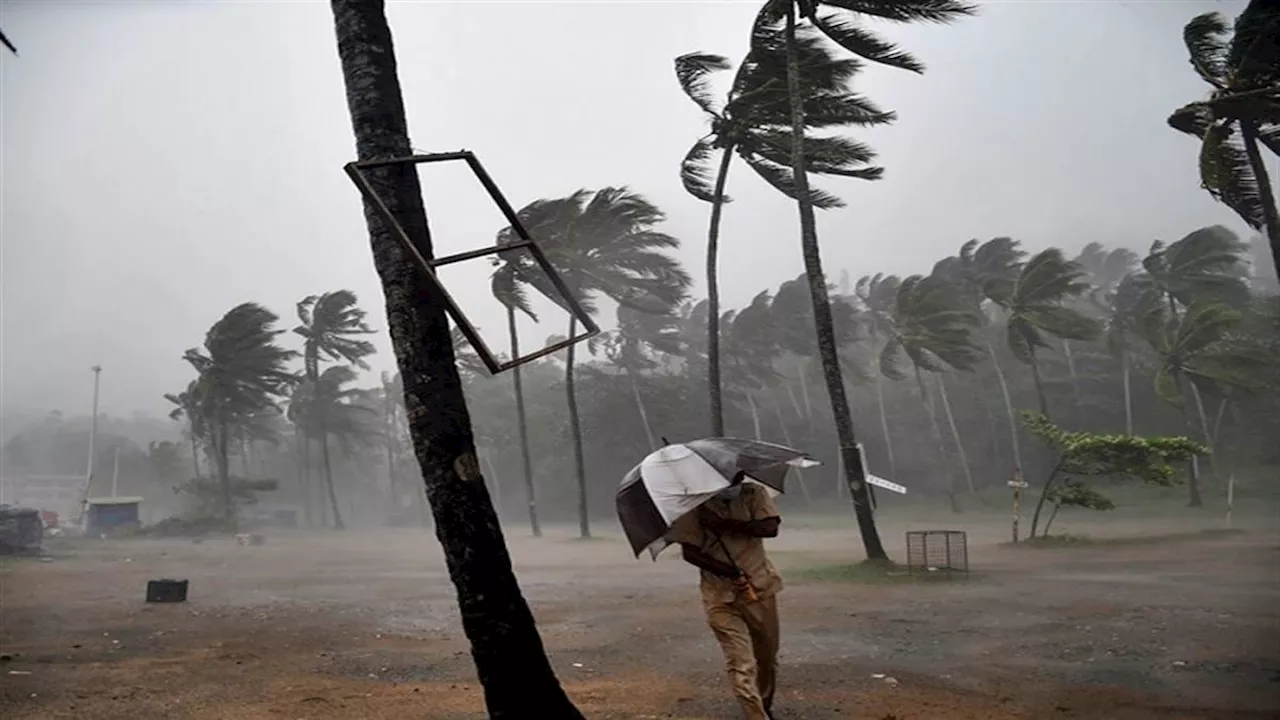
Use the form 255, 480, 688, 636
616, 438, 818, 558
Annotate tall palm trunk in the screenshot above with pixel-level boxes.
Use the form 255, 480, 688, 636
873, 373, 898, 480
1173, 375, 1205, 507
330, 1, 581, 714
383, 391, 399, 517
215, 419, 233, 520
1241, 122, 1280, 278
747, 391, 763, 440
1060, 340, 1086, 427
1121, 349, 1134, 435
1187, 380, 1219, 484
296, 429, 313, 526
507, 307, 541, 537
769, 388, 811, 504
706, 146, 735, 436
188, 425, 202, 479
783, 5, 886, 560
626, 365, 658, 451
937, 372, 978, 499
320, 431, 346, 529
985, 337, 1023, 471
565, 316, 590, 538
1028, 348, 1050, 417
915, 368, 960, 513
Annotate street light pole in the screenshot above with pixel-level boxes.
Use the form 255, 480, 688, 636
77, 365, 102, 526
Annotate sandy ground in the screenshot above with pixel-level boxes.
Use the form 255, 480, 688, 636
1, 510, 1278, 719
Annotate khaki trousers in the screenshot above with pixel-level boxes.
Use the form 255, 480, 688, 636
706, 595, 779, 720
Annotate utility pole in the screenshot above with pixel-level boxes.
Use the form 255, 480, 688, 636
77, 365, 102, 526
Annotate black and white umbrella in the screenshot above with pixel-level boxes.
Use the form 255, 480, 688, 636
615, 437, 819, 558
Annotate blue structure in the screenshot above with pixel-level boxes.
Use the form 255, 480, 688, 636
85, 497, 142, 534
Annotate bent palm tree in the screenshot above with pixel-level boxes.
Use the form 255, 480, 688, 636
330, 0, 581, 713
676, 33, 889, 434
294, 290, 376, 529
292, 365, 380, 526
1143, 226, 1251, 315
490, 265, 542, 537
591, 304, 684, 451
164, 380, 207, 480
879, 274, 983, 509
988, 249, 1101, 419
183, 303, 296, 519
759, 0, 973, 560
1168, 1, 1280, 277
495, 188, 691, 538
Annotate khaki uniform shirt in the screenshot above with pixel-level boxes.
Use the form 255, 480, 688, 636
667, 485, 783, 606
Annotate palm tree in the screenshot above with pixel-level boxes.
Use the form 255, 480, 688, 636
933, 237, 1027, 470
591, 304, 684, 451
1168, 1, 1280, 277
759, 0, 973, 560
182, 303, 296, 519
164, 380, 206, 480
676, 33, 889, 435
855, 273, 903, 483
1100, 273, 1163, 435
1143, 226, 1251, 316
292, 366, 379, 527
490, 265, 542, 537
987, 249, 1101, 419
879, 274, 983, 509
293, 290, 376, 529
330, 1, 581, 713
1143, 300, 1270, 506
494, 188, 691, 538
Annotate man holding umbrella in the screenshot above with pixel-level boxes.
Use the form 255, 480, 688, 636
668, 474, 783, 720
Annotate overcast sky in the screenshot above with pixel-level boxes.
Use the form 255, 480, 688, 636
0, 0, 1254, 420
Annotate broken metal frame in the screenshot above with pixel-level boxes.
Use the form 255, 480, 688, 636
343, 150, 599, 375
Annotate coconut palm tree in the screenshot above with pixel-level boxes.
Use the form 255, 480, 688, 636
590, 304, 684, 451
933, 237, 1027, 470
164, 380, 206, 480
1143, 226, 1251, 316
755, 0, 973, 560
494, 188, 691, 538
1099, 272, 1163, 435
291, 365, 379, 527
490, 265, 542, 537
293, 290, 376, 529
855, 273, 904, 483
1168, 1, 1280, 277
1142, 300, 1270, 506
330, 1, 581, 712
676, 32, 890, 435
987, 249, 1101, 419
878, 274, 983, 509
182, 303, 296, 519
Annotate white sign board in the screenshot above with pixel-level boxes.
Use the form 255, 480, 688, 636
867, 473, 907, 495
1007, 480, 1029, 489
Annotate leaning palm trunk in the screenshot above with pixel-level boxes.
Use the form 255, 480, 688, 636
1241, 122, 1280, 278
706, 146, 735, 436
1028, 349, 1051, 417
985, 337, 1023, 471
915, 369, 960, 513
1062, 340, 1086, 427
1121, 349, 1134, 435
214, 419, 234, 520
937, 372, 978, 500
769, 388, 811, 504
189, 428, 202, 479
783, 5, 886, 560
1187, 380, 1219, 485
873, 373, 898, 480
626, 365, 658, 451
566, 316, 590, 538
330, 1, 581, 714
1174, 376, 1205, 507
319, 430, 345, 530
746, 391, 763, 440
507, 307, 541, 537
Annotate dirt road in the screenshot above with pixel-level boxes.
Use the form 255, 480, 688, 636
1, 515, 1277, 719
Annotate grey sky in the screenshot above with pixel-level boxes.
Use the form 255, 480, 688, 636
0, 0, 1249, 420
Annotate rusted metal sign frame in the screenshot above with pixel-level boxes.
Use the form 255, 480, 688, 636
343, 150, 599, 375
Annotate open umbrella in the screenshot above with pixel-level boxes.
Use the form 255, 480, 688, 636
615, 437, 818, 559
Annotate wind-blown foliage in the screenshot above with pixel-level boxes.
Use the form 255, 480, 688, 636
1168, 1, 1280, 277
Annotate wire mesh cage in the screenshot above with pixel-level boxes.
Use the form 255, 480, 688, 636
905, 530, 969, 579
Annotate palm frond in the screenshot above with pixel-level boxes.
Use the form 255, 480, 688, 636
1200, 122, 1269, 232
675, 52, 732, 115
491, 264, 538, 320
819, 0, 977, 24
680, 137, 728, 203
811, 10, 925, 73
1168, 102, 1215, 139
1183, 12, 1231, 88
740, 151, 845, 209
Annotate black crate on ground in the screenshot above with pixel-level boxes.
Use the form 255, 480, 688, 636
905, 530, 969, 579
146, 578, 189, 603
